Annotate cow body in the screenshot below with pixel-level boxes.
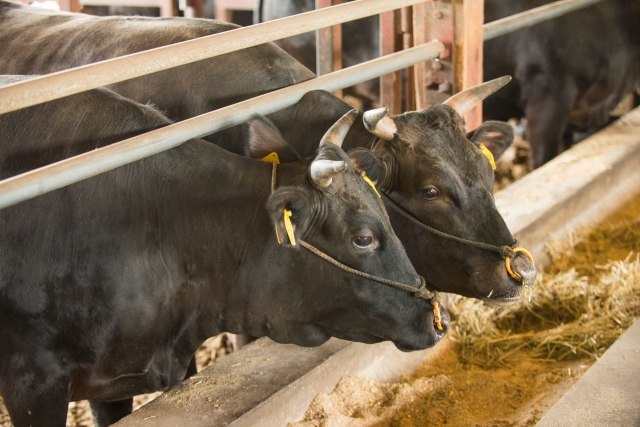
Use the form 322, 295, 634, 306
0, 76, 446, 426
483, 0, 640, 167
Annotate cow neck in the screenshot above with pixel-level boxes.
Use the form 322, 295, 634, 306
161, 141, 273, 273
268, 161, 444, 331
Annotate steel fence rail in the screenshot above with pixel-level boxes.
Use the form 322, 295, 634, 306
484, 0, 605, 41
0, 41, 444, 210
0, 0, 428, 116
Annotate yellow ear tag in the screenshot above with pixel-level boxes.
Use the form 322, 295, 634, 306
479, 143, 496, 170
360, 171, 381, 198
283, 209, 296, 246
261, 152, 280, 164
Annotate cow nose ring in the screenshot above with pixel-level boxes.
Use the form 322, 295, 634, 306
505, 247, 535, 281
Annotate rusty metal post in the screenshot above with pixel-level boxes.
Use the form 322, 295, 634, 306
401, 6, 416, 112
412, 0, 484, 129
454, 0, 484, 130
379, 9, 403, 114
412, 0, 453, 109
316, 0, 343, 96
58, 0, 81, 12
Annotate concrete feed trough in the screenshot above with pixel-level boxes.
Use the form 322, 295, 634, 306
115, 107, 640, 427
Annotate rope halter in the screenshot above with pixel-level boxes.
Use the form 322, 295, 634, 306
380, 191, 534, 282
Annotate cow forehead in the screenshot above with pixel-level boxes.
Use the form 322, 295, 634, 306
380, 127, 494, 193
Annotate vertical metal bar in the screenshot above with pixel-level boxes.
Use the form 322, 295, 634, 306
454, 0, 484, 130
401, 6, 416, 112
60, 0, 81, 13
412, 2, 428, 110
379, 9, 402, 115
316, 0, 334, 76
331, 0, 343, 98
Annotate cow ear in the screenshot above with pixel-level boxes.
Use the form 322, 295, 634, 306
348, 148, 386, 185
266, 187, 313, 247
246, 116, 301, 163
467, 121, 514, 160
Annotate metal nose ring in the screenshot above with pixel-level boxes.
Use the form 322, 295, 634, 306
505, 247, 534, 281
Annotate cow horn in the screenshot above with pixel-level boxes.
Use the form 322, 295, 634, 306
363, 107, 397, 141
319, 109, 358, 148
443, 76, 512, 117
310, 160, 347, 188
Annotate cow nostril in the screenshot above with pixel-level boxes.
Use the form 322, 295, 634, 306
511, 253, 537, 287
435, 305, 450, 336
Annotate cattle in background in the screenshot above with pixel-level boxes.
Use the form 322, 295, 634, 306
0, 76, 448, 427
253, 0, 640, 168
0, 1, 536, 306
254, 0, 380, 105
0, 0, 315, 128
483, 0, 640, 168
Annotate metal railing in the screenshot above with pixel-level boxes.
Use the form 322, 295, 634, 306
0, 0, 607, 209
0, 0, 426, 115
484, 0, 604, 41
0, 42, 443, 210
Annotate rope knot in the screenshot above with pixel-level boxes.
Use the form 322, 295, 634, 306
499, 245, 517, 259
415, 277, 443, 331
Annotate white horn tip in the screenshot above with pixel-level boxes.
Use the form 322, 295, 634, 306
310, 160, 347, 187
363, 107, 396, 141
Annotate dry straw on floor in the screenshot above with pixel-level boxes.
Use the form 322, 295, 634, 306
449, 196, 640, 368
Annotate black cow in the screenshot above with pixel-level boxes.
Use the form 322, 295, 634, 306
0, 2, 536, 305
483, 0, 640, 167
0, 76, 448, 427
255, 0, 640, 168
249, 82, 537, 307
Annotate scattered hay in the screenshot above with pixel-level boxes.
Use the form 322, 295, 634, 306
451, 260, 640, 367
450, 196, 640, 368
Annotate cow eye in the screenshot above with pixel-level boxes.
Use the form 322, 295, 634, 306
352, 233, 378, 251
421, 187, 439, 200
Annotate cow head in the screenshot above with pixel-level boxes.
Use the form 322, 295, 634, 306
349, 77, 537, 307
238, 110, 449, 351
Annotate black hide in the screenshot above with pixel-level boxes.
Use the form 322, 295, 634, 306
0, 78, 448, 426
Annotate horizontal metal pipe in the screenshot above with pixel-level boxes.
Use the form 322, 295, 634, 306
0, 0, 428, 116
0, 41, 444, 210
484, 0, 604, 41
